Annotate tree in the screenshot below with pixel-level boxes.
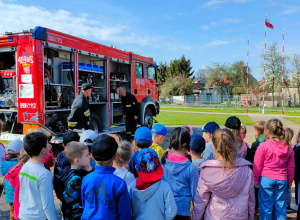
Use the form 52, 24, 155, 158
159, 74, 193, 96
205, 61, 257, 96
165, 55, 194, 78
290, 53, 300, 103
260, 42, 289, 107
157, 61, 168, 84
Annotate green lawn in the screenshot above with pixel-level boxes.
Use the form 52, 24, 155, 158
160, 106, 300, 116
155, 111, 254, 126
284, 117, 300, 125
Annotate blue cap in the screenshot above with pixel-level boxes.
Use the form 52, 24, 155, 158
151, 124, 170, 136
135, 127, 152, 144
190, 134, 206, 153
202, 122, 220, 134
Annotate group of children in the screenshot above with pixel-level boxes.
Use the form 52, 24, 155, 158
0, 116, 298, 220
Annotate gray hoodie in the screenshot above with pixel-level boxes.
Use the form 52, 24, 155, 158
129, 180, 177, 220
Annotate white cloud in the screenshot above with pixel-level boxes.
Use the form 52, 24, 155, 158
211, 18, 241, 26
0, 0, 193, 53
201, 0, 254, 9
200, 25, 210, 30
204, 40, 230, 47
282, 6, 300, 15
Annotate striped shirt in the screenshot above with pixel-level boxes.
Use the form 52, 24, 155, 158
19, 161, 58, 220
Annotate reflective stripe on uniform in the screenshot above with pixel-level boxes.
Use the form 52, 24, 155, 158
126, 132, 131, 134
126, 104, 131, 107
84, 109, 90, 117
68, 122, 77, 127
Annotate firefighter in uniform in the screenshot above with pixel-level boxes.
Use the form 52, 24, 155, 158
68, 83, 92, 130
118, 86, 140, 140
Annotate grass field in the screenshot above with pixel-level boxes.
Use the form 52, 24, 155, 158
155, 111, 254, 126
284, 117, 300, 125
161, 106, 300, 116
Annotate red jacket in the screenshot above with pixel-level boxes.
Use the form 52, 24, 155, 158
42, 150, 55, 171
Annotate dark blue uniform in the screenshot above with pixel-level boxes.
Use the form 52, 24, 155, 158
121, 92, 139, 140
68, 92, 90, 130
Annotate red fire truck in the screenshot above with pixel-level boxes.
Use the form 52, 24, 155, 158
0, 26, 159, 141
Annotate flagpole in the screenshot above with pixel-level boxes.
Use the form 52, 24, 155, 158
281, 28, 284, 115
262, 14, 267, 114
246, 34, 249, 113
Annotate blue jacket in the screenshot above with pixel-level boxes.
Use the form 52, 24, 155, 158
54, 152, 95, 199
128, 150, 139, 178
201, 142, 215, 160
2, 158, 18, 203
162, 158, 199, 216
81, 166, 131, 220
129, 180, 177, 220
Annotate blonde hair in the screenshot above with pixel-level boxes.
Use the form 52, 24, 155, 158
115, 141, 133, 165
253, 120, 265, 135
212, 129, 236, 171
19, 149, 30, 164
240, 124, 247, 135
65, 142, 88, 164
227, 128, 243, 147
285, 128, 294, 143
95, 158, 114, 166
296, 129, 300, 144
266, 119, 290, 146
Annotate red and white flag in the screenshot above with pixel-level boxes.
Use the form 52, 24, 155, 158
265, 19, 274, 29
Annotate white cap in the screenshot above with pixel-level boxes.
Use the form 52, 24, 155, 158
80, 130, 98, 146
7, 139, 24, 154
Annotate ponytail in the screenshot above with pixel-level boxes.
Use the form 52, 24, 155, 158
212, 129, 236, 171
266, 119, 290, 146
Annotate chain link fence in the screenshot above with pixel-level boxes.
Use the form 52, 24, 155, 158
159, 94, 300, 112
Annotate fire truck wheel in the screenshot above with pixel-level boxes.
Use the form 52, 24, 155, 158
144, 108, 153, 129
90, 113, 102, 132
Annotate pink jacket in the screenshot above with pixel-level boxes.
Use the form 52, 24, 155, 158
191, 158, 255, 220
6, 164, 23, 220
253, 139, 295, 186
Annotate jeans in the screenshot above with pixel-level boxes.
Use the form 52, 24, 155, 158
258, 176, 287, 220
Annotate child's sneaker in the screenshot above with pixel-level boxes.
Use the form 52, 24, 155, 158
291, 203, 298, 211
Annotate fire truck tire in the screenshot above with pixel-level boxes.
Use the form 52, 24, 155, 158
90, 113, 102, 132
144, 108, 153, 129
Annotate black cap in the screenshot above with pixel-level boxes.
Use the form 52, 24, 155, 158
225, 116, 241, 130
92, 134, 118, 161
81, 83, 92, 90
63, 131, 80, 146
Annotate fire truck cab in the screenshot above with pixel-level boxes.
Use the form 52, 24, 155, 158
0, 26, 159, 141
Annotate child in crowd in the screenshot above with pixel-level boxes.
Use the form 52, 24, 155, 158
0, 121, 6, 177
253, 118, 295, 219
80, 129, 98, 169
128, 127, 153, 178
201, 122, 220, 160
113, 141, 135, 188
129, 148, 177, 220
251, 120, 266, 153
225, 116, 255, 164
54, 130, 80, 199
285, 127, 294, 212
294, 128, 300, 206
2, 139, 24, 219
81, 134, 131, 220
19, 132, 58, 220
161, 127, 199, 219
59, 142, 93, 220
190, 133, 206, 175
151, 124, 170, 158
240, 124, 250, 148
191, 129, 255, 219
5, 149, 30, 220
42, 140, 55, 171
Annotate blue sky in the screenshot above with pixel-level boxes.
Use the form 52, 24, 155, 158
0, 0, 299, 80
